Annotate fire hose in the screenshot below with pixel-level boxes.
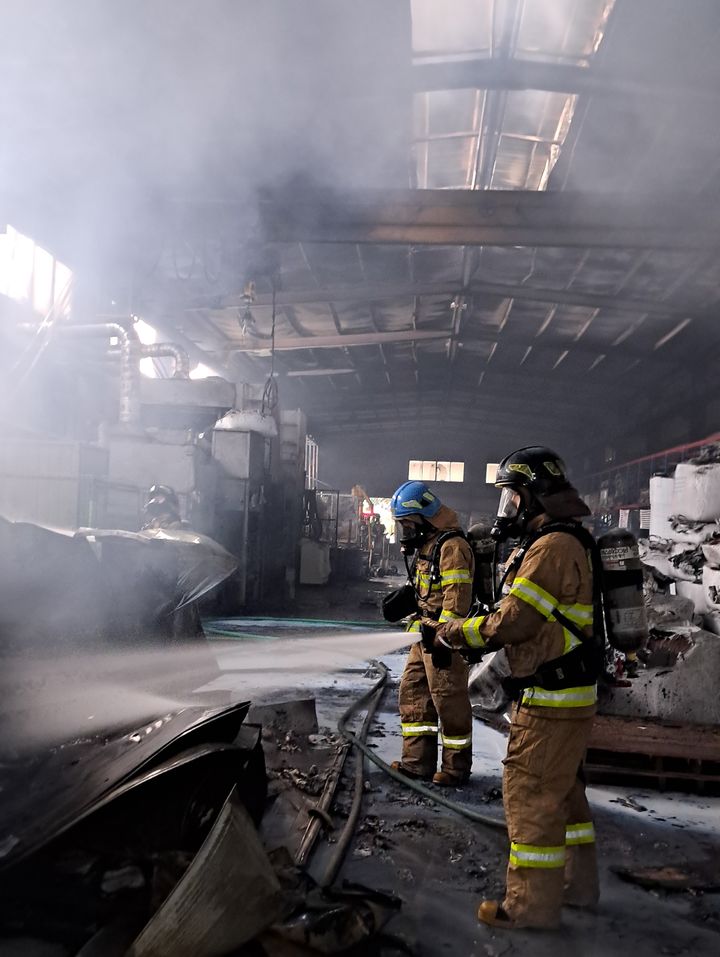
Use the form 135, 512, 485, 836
321, 660, 507, 886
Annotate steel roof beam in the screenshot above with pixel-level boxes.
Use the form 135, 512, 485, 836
258, 189, 720, 250
225, 328, 448, 352
237, 277, 693, 320
412, 58, 714, 103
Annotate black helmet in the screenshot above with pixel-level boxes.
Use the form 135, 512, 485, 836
144, 484, 180, 519
491, 447, 576, 542
495, 447, 571, 497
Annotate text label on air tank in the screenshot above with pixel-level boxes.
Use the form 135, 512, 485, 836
599, 545, 635, 570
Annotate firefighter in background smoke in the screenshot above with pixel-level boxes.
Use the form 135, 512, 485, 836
142, 484, 189, 531
433, 448, 599, 930
142, 484, 204, 640
389, 481, 475, 786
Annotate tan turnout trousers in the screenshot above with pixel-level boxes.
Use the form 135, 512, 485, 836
502, 705, 599, 928
398, 504, 474, 778
399, 641, 472, 777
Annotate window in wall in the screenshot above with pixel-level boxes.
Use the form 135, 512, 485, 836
408, 460, 465, 483
1, 224, 72, 316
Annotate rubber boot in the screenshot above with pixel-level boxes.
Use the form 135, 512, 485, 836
477, 900, 517, 929
432, 770, 470, 787
390, 760, 433, 781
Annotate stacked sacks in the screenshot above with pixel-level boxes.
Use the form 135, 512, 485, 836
642, 451, 720, 628
600, 448, 720, 725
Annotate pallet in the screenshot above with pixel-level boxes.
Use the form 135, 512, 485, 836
586, 714, 720, 793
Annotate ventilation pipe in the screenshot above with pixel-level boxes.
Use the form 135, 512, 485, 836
140, 342, 191, 379
16, 322, 192, 424
59, 323, 142, 425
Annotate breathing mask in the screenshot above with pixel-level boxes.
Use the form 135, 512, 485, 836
397, 518, 430, 556
490, 487, 542, 542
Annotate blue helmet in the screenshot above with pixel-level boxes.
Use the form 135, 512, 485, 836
390, 481, 441, 519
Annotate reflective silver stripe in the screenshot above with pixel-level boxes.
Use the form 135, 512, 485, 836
522, 685, 597, 708
509, 843, 565, 869
559, 603, 593, 625
511, 580, 593, 633
510, 577, 557, 618
439, 608, 463, 623
441, 733, 472, 749
401, 723, 439, 737
565, 822, 595, 845
416, 575, 442, 592
440, 569, 473, 586
461, 616, 486, 649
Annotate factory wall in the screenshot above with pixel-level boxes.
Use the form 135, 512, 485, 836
317, 431, 589, 526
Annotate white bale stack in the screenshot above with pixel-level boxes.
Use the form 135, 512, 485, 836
676, 579, 708, 614
649, 475, 674, 540
672, 462, 720, 521
643, 453, 720, 623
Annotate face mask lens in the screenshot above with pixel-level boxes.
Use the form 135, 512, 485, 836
496, 488, 519, 520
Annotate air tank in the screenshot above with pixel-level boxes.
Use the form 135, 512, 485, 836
597, 527, 649, 653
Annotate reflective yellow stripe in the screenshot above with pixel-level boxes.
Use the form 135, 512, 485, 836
401, 722, 439, 737
441, 732, 472, 749
439, 608, 463, 623
416, 573, 442, 592
510, 577, 558, 619
461, 616, 486, 649
511, 581, 594, 635
406, 620, 421, 633
401, 498, 424, 510
521, 685, 597, 708
440, 569, 473, 586
559, 603, 593, 626
562, 627, 579, 654
566, 822, 595, 846
509, 843, 565, 869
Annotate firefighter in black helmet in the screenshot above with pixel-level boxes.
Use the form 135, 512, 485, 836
142, 485, 188, 531
430, 447, 599, 930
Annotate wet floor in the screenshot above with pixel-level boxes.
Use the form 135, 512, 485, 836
202, 630, 720, 956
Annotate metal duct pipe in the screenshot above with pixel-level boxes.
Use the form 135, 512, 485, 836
56, 323, 141, 425
141, 343, 190, 379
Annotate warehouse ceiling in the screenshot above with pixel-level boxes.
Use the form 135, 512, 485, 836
3, 0, 720, 452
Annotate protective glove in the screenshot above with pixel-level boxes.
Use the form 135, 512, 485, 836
419, 619, 453, 669
434, 618, 466, 649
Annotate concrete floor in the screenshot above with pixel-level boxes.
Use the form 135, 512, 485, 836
202, 578, 720, 956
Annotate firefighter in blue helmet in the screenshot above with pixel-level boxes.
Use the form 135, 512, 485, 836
388, 481, 475, 785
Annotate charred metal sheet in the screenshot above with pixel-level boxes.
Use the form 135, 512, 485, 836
128, 788, 284, 957
0, 703, 251, 872
0, 717, 267, 953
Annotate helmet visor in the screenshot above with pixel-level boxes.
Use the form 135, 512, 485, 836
496, 487, 520, 521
